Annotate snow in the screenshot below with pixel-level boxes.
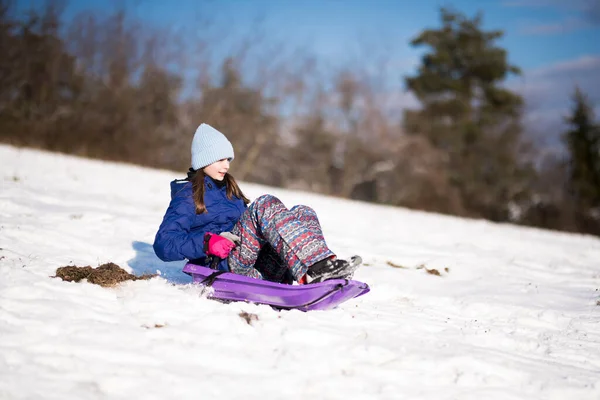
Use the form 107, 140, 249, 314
1, 143, 599, 400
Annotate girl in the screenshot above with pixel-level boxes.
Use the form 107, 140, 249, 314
153, 123, 361, 284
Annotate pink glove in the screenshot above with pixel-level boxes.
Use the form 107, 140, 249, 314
204, 233, 236, 258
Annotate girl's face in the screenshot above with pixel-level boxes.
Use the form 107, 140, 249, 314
203, 158, 230, 181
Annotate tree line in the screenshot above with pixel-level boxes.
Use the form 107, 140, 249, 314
1, 1, 599, 236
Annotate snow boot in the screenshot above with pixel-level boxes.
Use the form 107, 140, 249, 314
304, 255, 362, 284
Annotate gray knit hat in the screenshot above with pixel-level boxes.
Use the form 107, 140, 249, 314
190, 123, 235, 170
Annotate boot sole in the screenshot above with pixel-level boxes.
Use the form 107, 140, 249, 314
312, 255, 362, 283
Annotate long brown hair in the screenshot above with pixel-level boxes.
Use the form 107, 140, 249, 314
192, 170, 250, 214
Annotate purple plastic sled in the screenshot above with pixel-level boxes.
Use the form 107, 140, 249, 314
182, 263, 370, 311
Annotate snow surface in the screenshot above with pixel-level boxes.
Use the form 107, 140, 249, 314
1, 144, 599, 400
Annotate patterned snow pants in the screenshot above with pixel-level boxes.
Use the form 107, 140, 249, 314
227, 194, 335, 283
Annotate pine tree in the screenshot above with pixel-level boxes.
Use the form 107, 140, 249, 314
563, 87, 600, 211
403, 8, 532, 221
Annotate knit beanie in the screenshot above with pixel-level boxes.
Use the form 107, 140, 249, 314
190, 123, 235, 170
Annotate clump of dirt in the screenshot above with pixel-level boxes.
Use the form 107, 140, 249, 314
386, 261, 409, 269
142, 323, 166, 329
416, 263, 448, 277
54, 265, 94, 282
239, 311, 259, 325
54, 262, 156, 287
387, 261, 450, 276
425, 268, 441, 276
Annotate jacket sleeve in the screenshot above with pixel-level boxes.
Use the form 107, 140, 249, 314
153, 196, 208, 262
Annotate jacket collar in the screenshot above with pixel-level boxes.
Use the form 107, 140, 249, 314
204, 174, 227, 190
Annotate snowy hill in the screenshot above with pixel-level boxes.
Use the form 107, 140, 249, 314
1, 144, 599, 400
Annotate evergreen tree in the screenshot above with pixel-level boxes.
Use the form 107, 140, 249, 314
563, 87, 600, 211
404, 8, 532, 221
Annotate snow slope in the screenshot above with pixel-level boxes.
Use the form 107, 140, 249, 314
1, 144, 599, 400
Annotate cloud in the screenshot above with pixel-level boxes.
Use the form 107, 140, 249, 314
587, 0, 600, 24
506, 0, 600, 35
519, 17, 593, 35
530, 54, 600, 76
501, 0, 549, 6
508, 55, 600, 145
511, 55, 600, 101
502, 0, 591, 11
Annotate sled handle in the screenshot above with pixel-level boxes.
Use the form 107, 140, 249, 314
210, 256, 221, 270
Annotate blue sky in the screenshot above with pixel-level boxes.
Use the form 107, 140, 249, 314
23, 0, 597, 68
15, 0, 600, 144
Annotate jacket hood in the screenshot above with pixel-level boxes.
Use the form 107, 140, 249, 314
169, 179, 191, 200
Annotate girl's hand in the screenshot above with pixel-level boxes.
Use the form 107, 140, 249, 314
219, 231, 241, 245
204, 233, 237, 258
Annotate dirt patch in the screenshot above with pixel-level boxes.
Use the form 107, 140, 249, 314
239, 311, 259, 325
386, 261, 450, 276
54, 265, 95, 282
142, 323, 166, 329
415, 263, 449, 277
386, 261, 409, 269
54, 262, 156, 287
425, 268, 441, 276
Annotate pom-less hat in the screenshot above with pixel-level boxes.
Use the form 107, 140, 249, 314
191, 123, 234, 170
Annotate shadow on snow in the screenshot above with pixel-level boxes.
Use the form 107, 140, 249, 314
127, 241, 192, 285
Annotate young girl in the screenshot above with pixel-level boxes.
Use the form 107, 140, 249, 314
153, 123, 361, 284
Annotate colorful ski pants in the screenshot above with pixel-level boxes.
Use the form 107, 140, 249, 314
227, 194, 335, 283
